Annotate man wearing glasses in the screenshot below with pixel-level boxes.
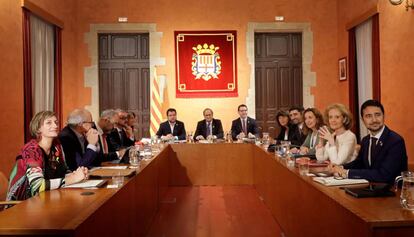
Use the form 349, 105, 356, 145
59, 108, 99, 171
231, 104, 259, 140
108, 109, 135, 150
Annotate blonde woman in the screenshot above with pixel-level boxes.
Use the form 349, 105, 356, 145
315, 104, 358, 165
7, 111, 87, 201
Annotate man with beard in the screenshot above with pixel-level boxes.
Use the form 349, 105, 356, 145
330, 100, 408, 183
288, 106, 306, 146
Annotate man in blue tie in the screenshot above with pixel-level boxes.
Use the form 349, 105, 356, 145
194, 108, 224, 141
330, 100, 408, 183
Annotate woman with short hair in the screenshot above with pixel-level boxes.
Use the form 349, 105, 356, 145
315, 104, 358, 165
7, 111, 87, 201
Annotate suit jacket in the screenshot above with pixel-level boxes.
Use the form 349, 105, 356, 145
95, 134, 119, 166
58, 126, 98, 171
193, 119, 224, 140
289, 124, 307, 146
231, 117, 259, 140
344, 126, 408, 183
156, 120, 186, 140
108, 128, 134, 151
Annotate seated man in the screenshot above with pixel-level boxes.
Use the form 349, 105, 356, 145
94, 109, 126, 165
108, 109, 135, 150
231, 104, 259, 140
288, 106, 307, 146
59, 108, 99, 171
156, 108, 186, 141
331, 100, 408, 183
194, 108, 224, 141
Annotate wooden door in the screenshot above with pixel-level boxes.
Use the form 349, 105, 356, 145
98, 33, 150, 139
255, 33, 302, 138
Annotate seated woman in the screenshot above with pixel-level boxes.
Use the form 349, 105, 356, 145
275, 110, 290, 141
315, 104, 358, 165
7, 111, 87, 201
298, 108, 325, 155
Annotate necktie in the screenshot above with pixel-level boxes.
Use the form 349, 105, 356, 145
206, 122, 211, 136
102, 134, 108, 154
118, 130, 124, 144
242, 119, 247, 135
370, 137, 378, 165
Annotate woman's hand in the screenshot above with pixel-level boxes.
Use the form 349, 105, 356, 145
300, 146, 309, 155
318, 126, 335, 146
65, 167, 87, 185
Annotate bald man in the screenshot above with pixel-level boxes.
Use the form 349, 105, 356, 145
59, 108, 99, 171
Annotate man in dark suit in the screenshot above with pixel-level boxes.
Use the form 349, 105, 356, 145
231, 104, 259, 140
194, 108, 224, 141
331, 100, 408, 183
288, 106, 306, 146
108, 109, 135, 150
59, 109, 99, 171
94, 109, 126, 166
156, 108, 186, 141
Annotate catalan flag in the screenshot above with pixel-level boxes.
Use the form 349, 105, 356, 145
150, 67, 162, 136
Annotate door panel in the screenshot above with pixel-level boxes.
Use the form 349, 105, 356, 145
99, 33, 150, 139
255, 33, 302, 138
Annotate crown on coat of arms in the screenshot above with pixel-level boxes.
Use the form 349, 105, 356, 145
192, 43, 219, 55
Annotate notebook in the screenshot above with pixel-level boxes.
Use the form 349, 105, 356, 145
313, 177, 369, 186
344, 184, 395, 198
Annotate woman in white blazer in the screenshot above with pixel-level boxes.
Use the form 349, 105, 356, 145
315, 103, 358, 165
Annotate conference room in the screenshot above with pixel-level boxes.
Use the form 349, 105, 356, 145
0, 0, 413, 236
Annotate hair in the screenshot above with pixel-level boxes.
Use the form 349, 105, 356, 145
114, 108, 126, 114
276, 110, 290, 127
324, 103, 353, 130
360, 99, 384, 117
238, 104, 247, 111
203, 108, 213, 116
127, 111, 136, 119
302, 108, 325, 135
67, 109, 90, 128
101, 109, 116, 119
29, 111, 57, 138
166, 108, 176, 116
289, 106, 304, 113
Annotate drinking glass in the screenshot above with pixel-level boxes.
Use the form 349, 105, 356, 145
280, 141, 291, 158
112, 170, 124, 188
187, 131, 194, 143
226, 131, 233, 143
143, 145, 152, 160
297, 157, 310, 176
395, 171, 414, 211
262, 132, 270, 145
129, 148, 139, 167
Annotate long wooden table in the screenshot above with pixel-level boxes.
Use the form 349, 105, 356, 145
0, 144, 413, 236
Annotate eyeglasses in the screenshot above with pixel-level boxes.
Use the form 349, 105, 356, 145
82, 121, 95, 125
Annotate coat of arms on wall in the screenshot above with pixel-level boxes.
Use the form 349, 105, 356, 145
175, 31, 237, 98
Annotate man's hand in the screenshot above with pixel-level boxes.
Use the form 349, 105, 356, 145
248, 133, 256, 139
86, 128, 99, 145
196, 135, 205, 140
118, 148, 126, 158
161, 134, 174, 141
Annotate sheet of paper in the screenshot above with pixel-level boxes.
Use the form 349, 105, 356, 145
64, 180, 106, 188
313, 177, 369, 186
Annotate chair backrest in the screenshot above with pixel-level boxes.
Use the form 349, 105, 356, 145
0, 171, 9, 201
